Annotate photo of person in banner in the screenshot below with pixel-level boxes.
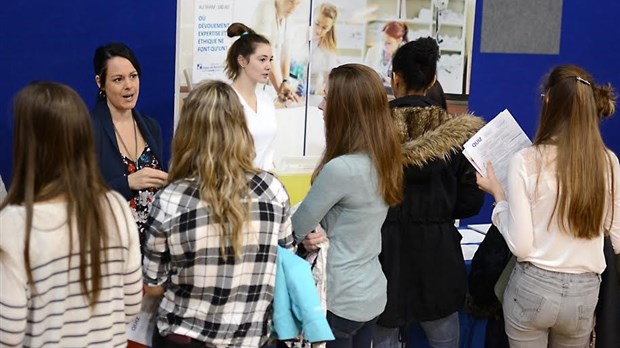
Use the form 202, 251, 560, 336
364, 21, 408, 86
298, 2, 339, 106
254, 0, 306, 105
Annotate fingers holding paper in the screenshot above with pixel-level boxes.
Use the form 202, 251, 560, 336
476, 162, 506, 203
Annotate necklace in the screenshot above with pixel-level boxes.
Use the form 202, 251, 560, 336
113, 117, 138, 162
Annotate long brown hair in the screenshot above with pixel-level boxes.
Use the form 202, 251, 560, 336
534, 65, 617, 239
169, 80, 259, 258
0, 82, 112, 306
315, 64, 403, 205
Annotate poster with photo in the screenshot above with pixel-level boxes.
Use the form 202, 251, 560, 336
177, 0, 475, 160
186, 0, 473, 107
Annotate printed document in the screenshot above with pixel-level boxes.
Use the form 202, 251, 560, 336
462, 109, 531, 187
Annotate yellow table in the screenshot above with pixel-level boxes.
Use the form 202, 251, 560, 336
274, 172, 313, 206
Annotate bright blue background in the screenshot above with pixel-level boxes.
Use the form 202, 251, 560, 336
0, 1, 177, 187
464, 0, 620, 224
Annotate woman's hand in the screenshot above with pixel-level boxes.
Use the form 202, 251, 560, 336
301, 226, 328, 252
279, 81, 300, 103
143, 284, 164, 297
128, 167, 168, 190
476, 162, 506, 203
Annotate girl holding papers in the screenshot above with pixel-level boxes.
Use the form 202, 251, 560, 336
476, 65, 620, 347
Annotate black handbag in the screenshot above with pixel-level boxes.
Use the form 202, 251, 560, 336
466, 224, 513, 319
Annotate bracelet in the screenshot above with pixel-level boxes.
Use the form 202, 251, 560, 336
281, 79, 288, 84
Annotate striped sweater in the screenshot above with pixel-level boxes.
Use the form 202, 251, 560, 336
0, 191, 142, 347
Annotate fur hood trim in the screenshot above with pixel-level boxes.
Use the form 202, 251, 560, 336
393, 106, 485, 167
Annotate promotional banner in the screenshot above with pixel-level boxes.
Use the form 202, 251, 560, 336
179, 0, 475, 161
192, 0, 234, 83
188, 0, 472, 104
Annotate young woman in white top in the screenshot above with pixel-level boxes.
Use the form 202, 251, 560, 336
226, 22, 278, 171
477, 64, 620, 347
0, 82, 142, 347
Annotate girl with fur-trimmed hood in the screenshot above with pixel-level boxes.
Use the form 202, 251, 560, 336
373, 37, 485, 348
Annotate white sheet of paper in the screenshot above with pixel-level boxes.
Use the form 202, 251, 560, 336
467, 223, 492, 234
126, 295, 161, 346
462, 109, 532, 188
461, 244, 479, 261
459, 228, 486, 244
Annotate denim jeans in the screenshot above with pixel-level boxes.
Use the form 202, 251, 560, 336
372, 325, 401, 348
372, 312, 459, 348
326, 311, 377, 348
419, 311, 460, 348
503, 262, 601, 348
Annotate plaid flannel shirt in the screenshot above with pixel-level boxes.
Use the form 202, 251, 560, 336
143, 172, 294, 347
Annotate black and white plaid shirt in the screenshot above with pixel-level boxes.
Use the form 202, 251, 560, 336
143, 172, 294, 347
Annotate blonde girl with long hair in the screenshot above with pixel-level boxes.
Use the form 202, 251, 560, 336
477, 64, 620, 347
305, 2, 338, 102
292, 63, 403, 348
0, 82, 142, 347
142, 80, 294, 348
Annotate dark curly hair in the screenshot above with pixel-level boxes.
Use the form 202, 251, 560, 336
391, 37, 439, 92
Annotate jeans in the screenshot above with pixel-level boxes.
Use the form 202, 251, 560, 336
326, 311, 377, 348
372, 325, 401, 348
503, 262, 600, 348
372, 312, 458, 348
419, 312, 460, 348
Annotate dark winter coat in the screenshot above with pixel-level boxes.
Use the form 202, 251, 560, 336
378, 95, 485, 327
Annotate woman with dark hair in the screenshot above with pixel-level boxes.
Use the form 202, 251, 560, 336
292, 63, 404, 348
226, 23, 278, 170
142, 80, 294, 347
91, 42, 168, 247
0, 82, 142, 347
477, 64, 620, 347
426, 80, 448, 111
373, 37, 485, 348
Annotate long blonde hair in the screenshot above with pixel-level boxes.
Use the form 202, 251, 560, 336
315, 64, 403, 205
315, 3, 338, 51
534, 64, 616, 239
169, 80, 259, 258
1, 82, 113, 306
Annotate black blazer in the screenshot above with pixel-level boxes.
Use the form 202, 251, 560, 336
91, 101, 165, 200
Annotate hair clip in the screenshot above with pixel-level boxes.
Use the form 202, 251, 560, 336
241, 31, 249, 36
576, 76, 591, 86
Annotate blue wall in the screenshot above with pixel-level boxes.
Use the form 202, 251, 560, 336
465, 0, 620, 223
0, 1, 177, 186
